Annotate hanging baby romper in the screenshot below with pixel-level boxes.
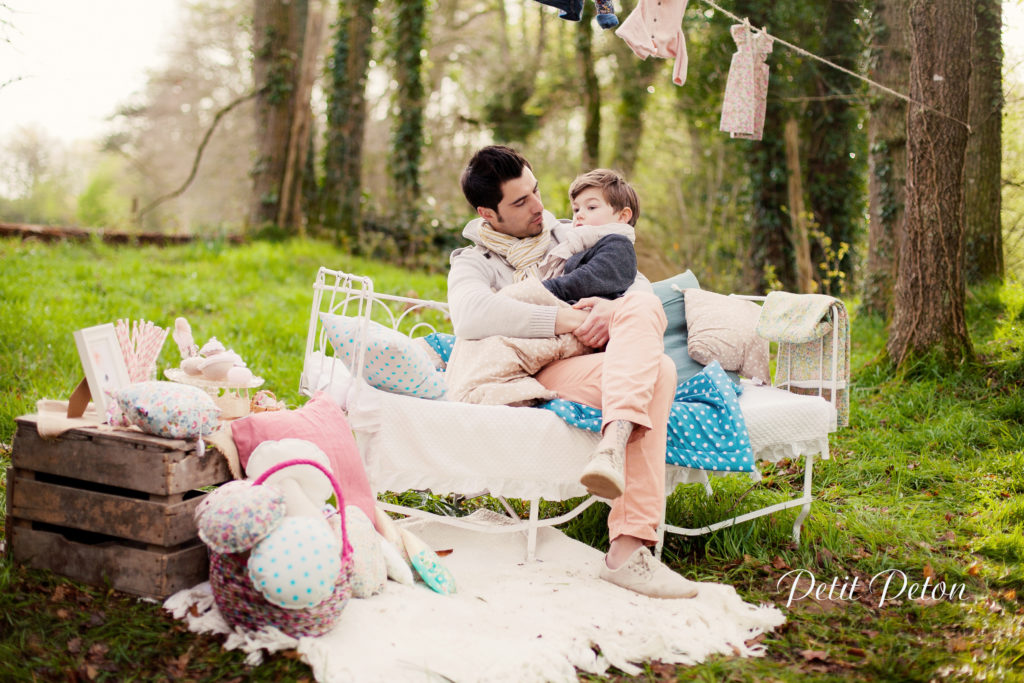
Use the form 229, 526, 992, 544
719, 23, 774, 140
614, 0, 690, 86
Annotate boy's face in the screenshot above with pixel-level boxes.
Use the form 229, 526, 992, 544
571, 188, 631, 228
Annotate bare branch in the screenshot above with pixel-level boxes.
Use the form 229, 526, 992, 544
135, 87, 265, 223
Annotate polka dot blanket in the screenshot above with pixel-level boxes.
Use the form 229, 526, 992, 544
423, 334, 755, 473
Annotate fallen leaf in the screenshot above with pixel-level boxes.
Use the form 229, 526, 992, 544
83, 664, 99, 681
914, 597, 941, 607
967, 563, 981, 576
815, 547, 837, 566
745, 633, 767, 648
923, 564, 936, 580
847, 647, 866, 657
166, 652, 190, 678
51, 585, 70, 603
800, 649, 830, 662
56, 608, 71, 619
67, 637, 82, 654
947, 637, 969, 652
1004, 589, 1017, 601
861, 630, 880, 639
939, 531, 955, 543
87, 643, 109, 659
797, 598, 844, 614
772, 556, 789, 570
850, 547, 872, 559
944, 512, 954, 523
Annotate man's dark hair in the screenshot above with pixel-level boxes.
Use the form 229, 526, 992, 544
460, 145, 533, 212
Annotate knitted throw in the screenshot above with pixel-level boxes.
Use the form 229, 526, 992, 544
475, 221, 553, 281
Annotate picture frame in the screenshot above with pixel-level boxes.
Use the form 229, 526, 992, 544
73, 322, 131, 414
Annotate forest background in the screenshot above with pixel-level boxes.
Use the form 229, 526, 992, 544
0, 0, 1022, 370
0, 0, 1020, 293
1, 3, 1023, 678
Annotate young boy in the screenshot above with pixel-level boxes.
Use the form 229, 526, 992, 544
542, 169, 641, 304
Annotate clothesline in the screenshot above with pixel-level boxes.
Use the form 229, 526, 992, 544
697, 0, 973, 133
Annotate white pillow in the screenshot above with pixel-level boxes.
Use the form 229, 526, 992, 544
320, 313, 446, 399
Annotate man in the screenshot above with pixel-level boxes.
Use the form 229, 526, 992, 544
447, 145, 700, 599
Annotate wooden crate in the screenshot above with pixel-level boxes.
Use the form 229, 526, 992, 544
5, 414, 233, 600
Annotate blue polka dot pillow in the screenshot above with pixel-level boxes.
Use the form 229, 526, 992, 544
320, 313, 446, 399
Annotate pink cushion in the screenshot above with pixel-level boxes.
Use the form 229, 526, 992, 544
232, 392, 375, 522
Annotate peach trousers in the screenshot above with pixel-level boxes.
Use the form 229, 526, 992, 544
535, 291, 677, 544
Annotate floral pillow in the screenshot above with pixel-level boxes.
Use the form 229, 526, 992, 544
320, 313, 446, 399
109, 381, 220, 439
683, 289, 770, 383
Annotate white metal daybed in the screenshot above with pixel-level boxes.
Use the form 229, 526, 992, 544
300, 267, 844, 560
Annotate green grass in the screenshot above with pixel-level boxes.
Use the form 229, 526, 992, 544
2, 236, 1023, 681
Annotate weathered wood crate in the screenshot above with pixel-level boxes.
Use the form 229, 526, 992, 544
5, 414, 233, 600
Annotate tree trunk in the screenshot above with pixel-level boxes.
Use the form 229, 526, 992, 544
747, 97, 796, 293
610, 0, 657, 177
963, 0, 1003, 284
888, 0, 974, 367
278, 0, 326, 235
322, 0, 378, 243
863, 0, 910, 318
804, 0, 867, 297
249, 0, 307, 229
576, 1, 600, 169
390, 0, 427, 255
784, 118, 815, 293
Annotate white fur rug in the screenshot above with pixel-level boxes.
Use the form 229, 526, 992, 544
165, 513, 785, 682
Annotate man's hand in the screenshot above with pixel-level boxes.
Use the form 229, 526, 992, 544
571, 297, 619, 348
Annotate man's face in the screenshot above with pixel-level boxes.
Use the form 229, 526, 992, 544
479, 166, 545, 238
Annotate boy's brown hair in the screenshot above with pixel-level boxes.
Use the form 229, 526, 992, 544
568, 169, 640, 227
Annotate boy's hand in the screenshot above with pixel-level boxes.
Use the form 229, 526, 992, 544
554, 307, 589, 335
571, 297, 617, 347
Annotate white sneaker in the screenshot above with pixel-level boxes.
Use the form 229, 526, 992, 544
579, 447, 625, 499
599, 546, 700, 599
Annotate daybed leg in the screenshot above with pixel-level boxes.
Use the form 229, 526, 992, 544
526, 499, 539, 562
655, 491, 669, 559
791, 452, 815, 544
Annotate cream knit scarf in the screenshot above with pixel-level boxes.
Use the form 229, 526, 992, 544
475, 220, 553, 281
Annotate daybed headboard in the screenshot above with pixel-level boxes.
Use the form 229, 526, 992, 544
301, 267, 451, 398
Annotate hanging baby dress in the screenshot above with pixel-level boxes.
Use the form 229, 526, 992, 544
719, 23, 774, 140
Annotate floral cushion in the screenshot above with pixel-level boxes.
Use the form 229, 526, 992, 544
320, 313, 446, 399
110, 381, 220, 439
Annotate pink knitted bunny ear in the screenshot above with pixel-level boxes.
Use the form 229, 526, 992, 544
173, 317, 199, 359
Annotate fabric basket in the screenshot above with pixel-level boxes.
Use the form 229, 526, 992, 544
207, 458, 354, 638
